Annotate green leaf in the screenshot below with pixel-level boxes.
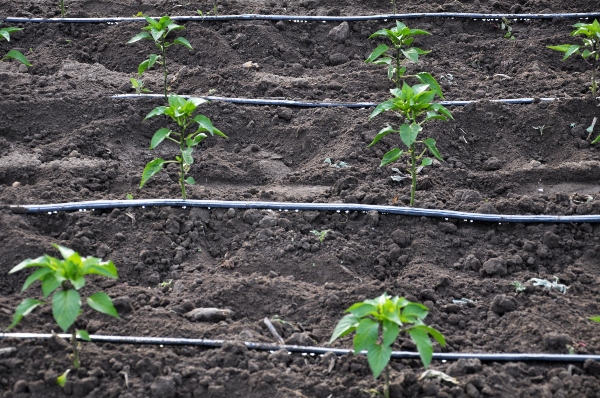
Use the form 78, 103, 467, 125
415, 72, 444, 99
82, 261, 118, 279
547, 44, 573, 53
347, 302, 377, 318
330, 313, 360, 343
87, 292, 120, 319
53, 245, 75, 260
5, 50, 31, 66
76, 329, 91, 341
144, 15, 160, 28
422, 325, 446, 347
127, 31, 152, 44
421, 157, 433, 167
353, 318, 379, 352
21, 267, 53, 291
7, 298, 44, 329
52, 289, 81, 332
402, 302, 429, 321
185, 176, 196, 185
140, 158, 165, 188
150, 128, 171, 149
381, 148, 403, 167
41, 275, 61, 298
366, 44, 389, 63
423, 138, 443, 161
187, 133, 207, 147
366, 344, 392, 379
173, 37, 193, 49
399, 124, 421, 147
369, 100, 395, 119
145, 106, 167, 119
182, 147, 194, 166
407, 325, 434, 368
590, 316, 600, 323
368, 126, 396, 147
401, 48, 420, 63
591, 134, 600, 145
9, 256, 48, 274
382, 320, 400, 347
56, 369, 70, 387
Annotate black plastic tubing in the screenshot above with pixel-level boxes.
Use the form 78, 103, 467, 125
6, 199, 600, 224
4, 13, 600, 24
1, 332, 598, 363
112, 94, 559, 108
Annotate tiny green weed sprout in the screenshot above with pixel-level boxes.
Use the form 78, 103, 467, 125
590, 316, 600, 323
511, 281, 526, 293
532, 125, 549, 136
365, 21, 431, 89
548, 19, 600, 96
500, 17, 515, 40
7, 245, 119, 369
368, 81, 453, 206
310, 229, 331, 243
128, 15, 193, 101
130, 77, 151, 94
330, 293, 445, 398
0, 26, 32, 67
140, 95, 227, 199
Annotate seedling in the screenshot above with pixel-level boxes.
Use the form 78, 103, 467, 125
590, 316, 600, 323
548, 19, 600, 96
128, 15, 193, 101
7, 245, 119, 369
330, 293, 445, 398
500, 17, 515, 40
310, 229, 331, 243
130, 77, 151, 94
532, 125, 549, 136
140, 95, 227, 199
368, 81, 453, 206
0, 26, 32, 67
59, 0, 66, 17
365, 21, 431, 89
511, 281, 526, 293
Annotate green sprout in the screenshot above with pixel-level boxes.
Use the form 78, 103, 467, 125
128, 15, 193, 101
548, 19, 600, 96
500, 17, 515, 40
368, 81, 453, 206
330, 293, 445, 398
130, 77, 151, 94
590, 316, 600, 323
365, 21, 431, 89
140, 95, 227, 199
0, 26, 32, 67
310, 229, 331, 243
7, 245, 120, 369
511, 281, 526, 293
59, 0, 66, 17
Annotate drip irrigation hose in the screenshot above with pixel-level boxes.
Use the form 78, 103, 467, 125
6, 199, 600, 224
3, 13, 600, 24
0, 333, 598, 363
112, 94, 559, 108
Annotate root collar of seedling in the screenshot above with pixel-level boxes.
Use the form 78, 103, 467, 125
6, 199, 600, 224
4, 13, 600, 24
112, 94, 559, 108
1, 333, 599, 363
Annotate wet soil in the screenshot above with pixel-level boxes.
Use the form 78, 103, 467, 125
1, 0, 600, 397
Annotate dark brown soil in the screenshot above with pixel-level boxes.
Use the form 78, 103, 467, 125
1, 1, 600, 397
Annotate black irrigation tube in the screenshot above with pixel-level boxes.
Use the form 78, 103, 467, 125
1, 333, 598, 363
112, 94, 559, 108
4, 13, 600, 24
6, 199, 600, 224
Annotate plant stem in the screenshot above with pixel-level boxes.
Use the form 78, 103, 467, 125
395, 47, 401, 89
384, 365, 390, 398
71, 329, 80, 369
391, 0, 396, 14
59, 0, 65, 17
409, 143, 417, 207
179, 126, 187, 200
592, 42, 598, 96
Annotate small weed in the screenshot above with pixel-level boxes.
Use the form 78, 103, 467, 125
500, 17, 515, 40
140, 95, 227, 199
548, 19, 600, 96
511, 281, 526, 293
125, 193, 134, 200
310, 229, 331, 242
128, 15, 193, 101
590, 316, 600, 323
0, 26, 32, 67
130, 77, 151, 94
330, 293, 445, 398
532, 125, 549, 136
7, 245, 119, 370
159, 280, 173, 288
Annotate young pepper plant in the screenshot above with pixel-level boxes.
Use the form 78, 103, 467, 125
0, 26, 32, 67
548, 19, 600, 96
127, 15, 192, 101
365, 21, 431, 89
7, 245, 119, 369
368, 81, 453, 206
140, 95, 227, 199
330, 293, 445, 398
